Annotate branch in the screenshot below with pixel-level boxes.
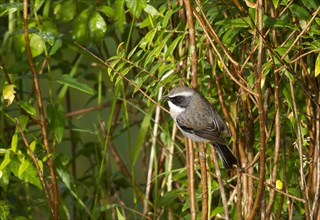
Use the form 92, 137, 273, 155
23, 1, 59, 219
248, 0, 266, 218
183, 0, 197, 88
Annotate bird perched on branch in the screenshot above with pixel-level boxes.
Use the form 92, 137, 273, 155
162, 86, 237, 169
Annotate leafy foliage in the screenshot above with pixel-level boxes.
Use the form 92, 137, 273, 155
0, 0, 320, 219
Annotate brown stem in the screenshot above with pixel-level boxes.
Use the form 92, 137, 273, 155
198, 143, 208, 220
312, 90, 320, 218
248, 0, 266, 218
182, 0, 197, 88
15, 118, 52, 215
186, 139, 196, 220
23, 1, 59, 219
210, 145, 230, 220
289, 79, 311, 219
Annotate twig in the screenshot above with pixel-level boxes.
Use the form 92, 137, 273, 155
248, 0, 266, 218
192, 10, 258, 97
167, 123, 178, 220
198, 143, 208, 220
15, 118, 53, 215
23, 1, 59, 219
186, 139, 196, 220
242, 171, 306, 203
266, 70, 281, 217
281, 6, 320, 59
143, 86, 163, 214
289, 79, 311, 219
75, 43, 170, 115
183, 0, 197, 88
194, 0, 239, 67
210, 145, 229, 220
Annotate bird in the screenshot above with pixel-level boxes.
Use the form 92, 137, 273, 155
162, 86, 237, 169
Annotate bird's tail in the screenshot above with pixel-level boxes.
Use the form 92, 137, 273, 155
211, 142, 237, 169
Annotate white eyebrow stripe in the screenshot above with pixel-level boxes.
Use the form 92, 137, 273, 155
169, 91, 194, 97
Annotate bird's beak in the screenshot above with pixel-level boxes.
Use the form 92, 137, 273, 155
161, 96, 169, 101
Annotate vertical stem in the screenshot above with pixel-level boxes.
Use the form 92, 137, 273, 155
198, 143, 208, 220
312, 91, 320, 218
289, 79, 311, 219
23, 1, 59, 219
266, 72, 281, 218
186, 138, 196, 220
248, 0, 266, 219
210, 146, 229, 220
182, 0, 197, 88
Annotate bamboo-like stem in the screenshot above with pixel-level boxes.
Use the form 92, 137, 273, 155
23, 1, 59, 219
266, 72, 281, 217
198, 143, 208, 220
183, 0, 197, 88
186, 139, 196, 220
210, 146, 229, 220
167, 123, 178, 220
248, 0, 266, 218
143, 86, 163, 213
311, 91, 320, 218
289, 78, 311, 219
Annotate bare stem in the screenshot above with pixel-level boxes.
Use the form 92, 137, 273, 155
23, 1, 59, 219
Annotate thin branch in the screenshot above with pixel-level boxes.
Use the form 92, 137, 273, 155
143, 86, 163, 214
248, 0, 266, 218
193, 10, 258, 97
76, 43, 170, 115
198, 143, 208, 220
15, 118, 52, 215
183, 0, 197, 88
281, 6, 320, 59
210, 145, 230, 220
186, 139, 196, 220
23, 1, 59, 219
289, 79, 311, 219
311, 90, 320, 218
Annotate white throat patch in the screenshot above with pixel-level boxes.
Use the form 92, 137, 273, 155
168, 101, 185, 118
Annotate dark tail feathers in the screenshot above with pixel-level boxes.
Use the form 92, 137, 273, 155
211, 142, 237, 169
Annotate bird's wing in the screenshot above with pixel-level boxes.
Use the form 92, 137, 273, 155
176, 118, 226, 145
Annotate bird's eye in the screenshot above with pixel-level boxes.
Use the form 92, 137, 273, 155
175, 96, 182, 101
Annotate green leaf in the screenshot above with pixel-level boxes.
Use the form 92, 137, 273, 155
18, 100, 37, 117
115, 207, 125, 220
18, 159, 30, 177
144, 4, 160, 17
165, 35, 184, 58
30, 34, 45, 57
72, 9, 90, 43
18, 115, 29, 132
54, 154, 91, 216
29, 141, 36, 154
99, 5, 116, 18
0, 151, 11, 171
0, 3, 23, 17
47, 104, 65, 143
289, 4, 311, 21
49, 38, 62, 56
215, 17, 253, 28
126, 0, 146, 18
11, 134, 18, 153
89, 11, 107, 42
56, 74, 95, 95
315, 53, 320, 77
116, 0, 125, 33
300, 0, 318, 10
8, 157, 41, 189
53, 0, 76, 22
